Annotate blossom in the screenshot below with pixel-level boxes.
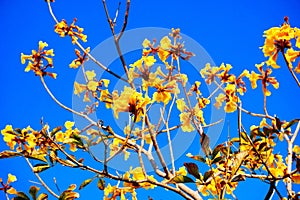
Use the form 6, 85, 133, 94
21, 41, 56, 78
112, 86, 150, 122
69, 47, 90, 69
0, 173, 18, 195
1, 125, 16, 150
179, 112, 194, 132
152, 79, 179, 104
214, 84, 239, 113
54, 18, 87, 44
248, 62, 279, 96
176, 98, 186, 112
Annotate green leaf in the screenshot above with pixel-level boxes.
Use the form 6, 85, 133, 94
184, 162, 200, 179
200, 133, 211, 156
241, 132, 250, 142
33, 163, 50, 173
0, 151, 22, 159
203, 170, 213, 182
258, 142, 267, 151
26, 154, 48, 163
97, 178, 105, 190
211, 144, 223, 160
230, 151, 248, 179
37, 193, 48, 200
231, 174, 246, 182
12, 192, 30, 200
275, 117, 282, 131
79, 178, 93, 190
70, 133, 85, 149
171, 175, 195, 183
186, 153, 206, 163
50, 126, 62, 138
285, 119, 300, 129
29, 186, 40, 200
211, 156, 223, 165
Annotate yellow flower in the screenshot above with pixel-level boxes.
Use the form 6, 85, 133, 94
21, 41, 56, 78
249, 71, 260, 89
153, 80, 179, 105
293, 145, 300, 154
142, 38, 151, 48
54, 19, 87, 44
176, 166, 187, 176
1, 125, 16, 150
73, 82, 86, 96
179, 112, 194, 132
69, 48, 90, 69
65, 121, 75, 130
214, 93, 226, 110
112, 86, 150, 122
87, 81, 98, 91
176, 98, 186, 112
160, 36, 171, 49
7, 173, 17, 184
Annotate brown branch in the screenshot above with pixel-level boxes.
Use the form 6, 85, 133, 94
46, 1, 128, 83
145, 116, 170, 179
116, 0, 130, 42
281, 50, 300, 87
25, 158, 59, 198
101, 0, 133, 88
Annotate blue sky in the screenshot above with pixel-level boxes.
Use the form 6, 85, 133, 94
1, 0, 300, 199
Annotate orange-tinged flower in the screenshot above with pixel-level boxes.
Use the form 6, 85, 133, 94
69, 47, 90, 69
214, 93, 226, 110
292, 174, 300, 184
248, 62, 279, 96
153, 79, 179, 105
54, 18, 87, 44
21, 41, 56, 78
7, 174, 17, 184
112, 86, 150, 122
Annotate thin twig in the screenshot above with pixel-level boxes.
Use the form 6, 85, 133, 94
40, 76, 97, 126
160, 96, 176, 175
46, 1, 128, 83
284, 121, 300, 196
101, 0, 133, 88
25, 158, 59, 198
281, 50, 300, 87
145, 116, 170, 178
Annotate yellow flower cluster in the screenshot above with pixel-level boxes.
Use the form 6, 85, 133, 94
54, 18, 87, 44
21, 41, 57, 78
74, 70, 110, 104
262, 19, 300, 71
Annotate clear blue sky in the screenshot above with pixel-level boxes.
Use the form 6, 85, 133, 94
1, 0, 300, 199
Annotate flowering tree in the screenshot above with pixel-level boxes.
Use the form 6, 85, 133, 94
1, 1, 300, 200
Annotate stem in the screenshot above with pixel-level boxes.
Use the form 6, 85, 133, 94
46, 1, 128, 83
281, 50, 300, 87
160, 96, 176, 175
40, 76, 97, 126
101, 0, 134, 88
145, 116, 170, 178
25, 158, 59, 198
285, 121, 300, 196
